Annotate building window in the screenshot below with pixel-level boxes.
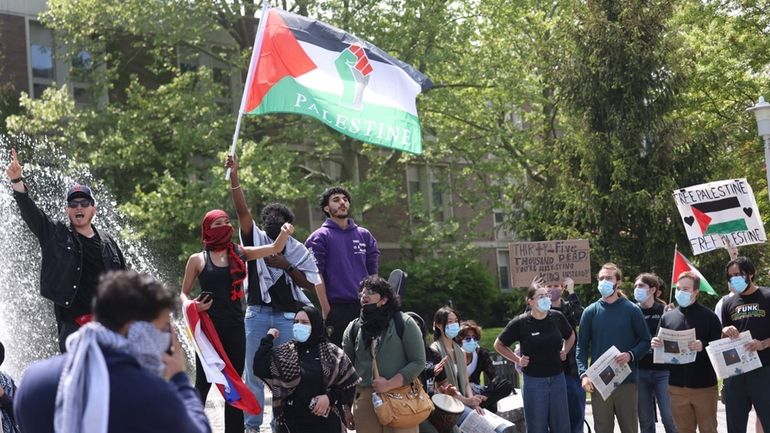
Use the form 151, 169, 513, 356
29, 21, 55, 98
498, 249, 511, 290
406, 164, 451, 222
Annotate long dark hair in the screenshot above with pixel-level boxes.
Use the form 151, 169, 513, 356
432, 306, 459, 341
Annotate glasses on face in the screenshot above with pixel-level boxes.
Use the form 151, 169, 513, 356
360, 289, 379, 298
463, 336, 479, 342
68, 199, 93, 209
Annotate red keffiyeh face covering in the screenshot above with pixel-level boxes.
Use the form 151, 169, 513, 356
201, 210, 246, 300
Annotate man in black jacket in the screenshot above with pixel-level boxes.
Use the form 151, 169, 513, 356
653, 271, 722, 433
6, 149, 126, 352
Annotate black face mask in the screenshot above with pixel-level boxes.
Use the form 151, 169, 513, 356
264, 222, 283, 241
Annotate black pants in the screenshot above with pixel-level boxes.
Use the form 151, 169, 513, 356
54, 305, 82, 353
480, 378, 513, 414
326, 302, 360, 347
195, 321, 246, 433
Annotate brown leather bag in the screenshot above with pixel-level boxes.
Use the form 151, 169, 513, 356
371, 340, 433, 428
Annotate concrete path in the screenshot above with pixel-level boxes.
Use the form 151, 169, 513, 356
205, 388, 758, 432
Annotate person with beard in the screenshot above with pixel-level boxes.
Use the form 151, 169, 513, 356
306, 186, 380, 346
576, 263, 651, 433
6, 148, 126, 353
226, 156, 322, 432
431, 307, 487, 416
181, 210, 293, 433
342, 276, 425, 433
253, 305, 359, 433
14, 270, 210, 433
633, 273, 677, 433
720, 256, 770, 433
0, 341, 19, 433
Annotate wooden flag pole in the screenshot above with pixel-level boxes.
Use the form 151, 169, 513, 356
225, 0, 270, 181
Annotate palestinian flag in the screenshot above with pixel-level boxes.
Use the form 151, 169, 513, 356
672, 249, 717, 296
183, 301, 261, 415
241, 6, 432, 154
690, 197, 748, 235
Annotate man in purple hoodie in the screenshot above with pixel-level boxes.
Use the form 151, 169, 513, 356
305, 187, 380, 346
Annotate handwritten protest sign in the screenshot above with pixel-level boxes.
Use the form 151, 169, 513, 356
673, 179, 766, 255
508, 240, 591, 287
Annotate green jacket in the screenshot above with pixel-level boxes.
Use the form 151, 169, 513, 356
342, 312, 426, 387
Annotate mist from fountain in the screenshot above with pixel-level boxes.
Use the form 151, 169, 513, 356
0, 134, 193, 379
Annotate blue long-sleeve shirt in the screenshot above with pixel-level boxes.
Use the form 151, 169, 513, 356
576, 296, 651, 384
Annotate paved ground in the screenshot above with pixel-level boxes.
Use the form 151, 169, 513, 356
205, 387, 757, 432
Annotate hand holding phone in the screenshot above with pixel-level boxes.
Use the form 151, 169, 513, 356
195, 291, 214, 312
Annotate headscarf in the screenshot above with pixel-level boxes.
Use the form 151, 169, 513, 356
265, 306, 359, 429
201, 209, 246, 300
296, 305, 326, 347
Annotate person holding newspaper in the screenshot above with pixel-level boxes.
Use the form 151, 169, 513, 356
576, 263, 651, 433
494, 283, 575, 433
650, 271, 721, 433
720, 256, 770, 433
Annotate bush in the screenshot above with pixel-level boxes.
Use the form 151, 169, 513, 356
381, 252, 499, 328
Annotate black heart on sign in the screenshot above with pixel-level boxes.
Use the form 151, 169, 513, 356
684, 216, 695, 226
744, 207, 753, 217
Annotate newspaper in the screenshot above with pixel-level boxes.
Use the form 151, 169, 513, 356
706, 331, 762, 380
653, 328, 697, 364
584, 345, 632, 400
457, 406, 515, 433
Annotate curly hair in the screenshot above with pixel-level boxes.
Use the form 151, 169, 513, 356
260, 202, 295, 224
319, 187, 352, 217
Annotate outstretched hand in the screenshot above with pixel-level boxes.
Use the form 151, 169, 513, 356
6, 148, 22, 180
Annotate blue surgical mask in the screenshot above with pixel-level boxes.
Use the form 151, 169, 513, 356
462, 339, 479, 353
675, 290, 693, 308
730, 276, 749, 294
634, 288, 649, 303
445, 323, 460, 338
292, 323, 312, 342
537, 297, 552, 312
597, 280, 615, 297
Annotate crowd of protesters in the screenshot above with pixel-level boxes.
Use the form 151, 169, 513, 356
4, 148, 770, 433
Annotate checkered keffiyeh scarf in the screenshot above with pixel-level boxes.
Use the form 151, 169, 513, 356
266, 341, 359, 427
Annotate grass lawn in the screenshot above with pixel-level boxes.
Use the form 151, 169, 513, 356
480, 326, 504, 351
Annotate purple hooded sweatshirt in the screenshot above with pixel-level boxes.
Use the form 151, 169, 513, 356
305, 218, 380, 303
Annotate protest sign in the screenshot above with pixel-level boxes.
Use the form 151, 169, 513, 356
673, 179, 766, 255
509, 240, 591, 287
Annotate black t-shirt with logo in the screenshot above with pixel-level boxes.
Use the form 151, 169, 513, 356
497, 310, 573, 377
722, 286, 770, 367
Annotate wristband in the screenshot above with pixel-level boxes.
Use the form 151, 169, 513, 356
286, 265, 295, 273
10, 176, 23, 184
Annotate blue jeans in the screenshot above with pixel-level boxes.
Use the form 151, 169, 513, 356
637, 369, 677, 433
565, 374, 587, 433
244, 305, 295, 430
523, 372, 570, 433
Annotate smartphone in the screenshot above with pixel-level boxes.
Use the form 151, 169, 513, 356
197, 291, 213, 301
309, 396, 330, 417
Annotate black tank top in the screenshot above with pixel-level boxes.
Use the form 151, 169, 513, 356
198, 250, 244, 326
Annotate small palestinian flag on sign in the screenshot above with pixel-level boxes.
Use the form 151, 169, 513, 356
689, 197, 750, 235
671, 249, 717, 295
242, 6, 433, 154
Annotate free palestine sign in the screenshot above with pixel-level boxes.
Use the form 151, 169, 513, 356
673, 178, 766, 255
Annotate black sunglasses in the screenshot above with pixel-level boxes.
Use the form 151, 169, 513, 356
68, 199, 93, 209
